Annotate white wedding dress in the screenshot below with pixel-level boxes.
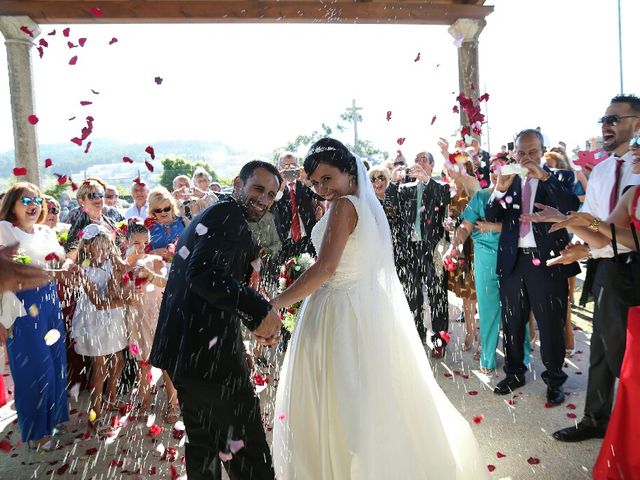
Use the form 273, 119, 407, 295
273, 160, 489, 480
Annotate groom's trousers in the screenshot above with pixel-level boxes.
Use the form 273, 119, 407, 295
174, 376, 275, 480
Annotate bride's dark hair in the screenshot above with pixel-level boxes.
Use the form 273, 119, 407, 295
304, 138, 358, 184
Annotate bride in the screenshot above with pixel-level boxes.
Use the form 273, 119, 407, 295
270, 138, 489, 479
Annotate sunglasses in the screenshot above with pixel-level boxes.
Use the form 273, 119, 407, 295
47, 204, 60, 214
598, 115, 640, 126
629, 135, 640, 149
21, 196, 43, 207
153, 206, 172, 214
86, 191, 104, 200
370, 175, 387, 182
105, 194, 118, 199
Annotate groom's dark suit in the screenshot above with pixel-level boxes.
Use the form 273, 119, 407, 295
385, 179, 450, 343
150, 197, 275, 480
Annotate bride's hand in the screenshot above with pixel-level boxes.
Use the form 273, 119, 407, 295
270, 297, 282, 311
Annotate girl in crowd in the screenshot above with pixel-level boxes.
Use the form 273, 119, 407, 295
146, 187, 185, 261
0, 182, 70, 448
124, 219, 180, 424
71, 224, 132, 427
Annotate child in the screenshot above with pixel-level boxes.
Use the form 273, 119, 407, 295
124, 218, 180, 424
71, 224, 132, 427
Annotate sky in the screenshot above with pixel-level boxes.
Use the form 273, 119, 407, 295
1, 0, 639, 165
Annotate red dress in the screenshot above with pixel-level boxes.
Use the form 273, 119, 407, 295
593, 186, 640, 479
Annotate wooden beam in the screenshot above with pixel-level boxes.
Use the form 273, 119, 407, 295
0, 1, 493, 25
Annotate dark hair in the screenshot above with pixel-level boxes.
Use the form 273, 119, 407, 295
125, 217, 148, 240
610, 94, 640, 114
239, 160, 282, 186
303, 138, 358, 183
515, 128, 545, 149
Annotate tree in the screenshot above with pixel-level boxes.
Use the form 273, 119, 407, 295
158, 157, 218, 191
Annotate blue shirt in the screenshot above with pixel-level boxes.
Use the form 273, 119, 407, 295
150, 218, 185, 249
461, 189, 500, 253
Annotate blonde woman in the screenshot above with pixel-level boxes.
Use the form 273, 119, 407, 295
368, 164, 391, 201
146, 187, 186, 260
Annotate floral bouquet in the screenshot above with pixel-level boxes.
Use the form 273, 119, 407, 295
278, 253, 315, 333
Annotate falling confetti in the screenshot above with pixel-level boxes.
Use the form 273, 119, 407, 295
69, 55, 78, 65
63, 27, 71, 37
472, 415, 484, 424
122, 156, 134, 164
430, 115, 437, 125
208, 337, 218, 349
531, 258, 541, 266
527, 457, 540, 465
27, 114, 39, 125
19, 26, 34, 38
397, 138, 405, 146
386, 111, 392, 121
195, 223, 209, 236
129, 343, 141, 356
69, 383, 80, 401
108, 37, 118, 45
89, 6, 104, 16
414, 52, 420, 62
12, 167, 27, 177
28, 304, 39, 317
178, 246, 190, 259
154, 76, 163, 85
44, 328, 61, 345
487, 465, 496, 472
44, 158, 53, 168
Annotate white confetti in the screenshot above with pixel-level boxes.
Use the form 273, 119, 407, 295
229, 439, 245, 454
178, 246, 190, 259
28, 304, 39, 317
44, 328, 61, 346
251, 258, 262, 272
69, 382, 80, 401
195, 223, 208, 236
145, 283, 156, 293
208, 337, 218, 349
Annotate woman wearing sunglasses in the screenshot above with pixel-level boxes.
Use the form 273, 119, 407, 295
146, 187, 186, 261
0, 182, 73, 449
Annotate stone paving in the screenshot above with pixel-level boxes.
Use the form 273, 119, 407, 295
0, 296, 600, 479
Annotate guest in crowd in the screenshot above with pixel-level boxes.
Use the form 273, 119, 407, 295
124, 180, 149, 220
192, 167, 213, 193
66, 177, 124, 227
444, 154, 532, 373
549, 94, 640, 442
385, 151, 451, 356
486, 129, 579, 405
210, 182, 222, 194
0, 182, 71, 448
104, 185, 122, 210
123, 219, 180, 424
171, 174, 218, 224
368, 164, 391, 201
444, 153, 480, 353
43, 195, 61, 231
71, 224, 132, 428
147, 187, 186, 260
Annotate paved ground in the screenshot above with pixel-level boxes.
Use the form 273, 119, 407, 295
0, 293, 601, 479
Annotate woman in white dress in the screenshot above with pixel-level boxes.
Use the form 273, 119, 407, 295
270, 138, 489, 480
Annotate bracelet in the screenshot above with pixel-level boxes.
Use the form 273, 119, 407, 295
588, 218, 601, 232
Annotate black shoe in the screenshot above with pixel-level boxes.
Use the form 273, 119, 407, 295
552, 422, 606, 442
493, 376, 525, 395
546, 386, 565, 405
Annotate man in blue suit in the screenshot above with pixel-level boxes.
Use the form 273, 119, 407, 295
486, 129, 580, 405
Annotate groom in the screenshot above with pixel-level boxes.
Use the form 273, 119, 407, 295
150, 160, 283, 480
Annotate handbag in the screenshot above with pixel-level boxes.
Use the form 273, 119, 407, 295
606, 223, 640, 306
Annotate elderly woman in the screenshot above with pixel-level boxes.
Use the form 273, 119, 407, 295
147, 187, 186, 260
192, 167, 213, 192
368, 164, 391, 201
172, 174, 218, 224
66, 178, 125, 254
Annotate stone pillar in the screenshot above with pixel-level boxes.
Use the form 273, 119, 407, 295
0, 16, 41, 187
448, 18, 486, 132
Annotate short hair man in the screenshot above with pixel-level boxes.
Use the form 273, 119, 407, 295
104, 185, 120, 208
124, 181, 149, 219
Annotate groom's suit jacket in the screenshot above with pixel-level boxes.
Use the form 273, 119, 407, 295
150, 197, 271, 388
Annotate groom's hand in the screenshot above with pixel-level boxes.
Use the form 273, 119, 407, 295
254, 308, 282, 346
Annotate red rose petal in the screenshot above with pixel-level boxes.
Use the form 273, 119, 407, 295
122, 156, 134, 164
544, 402, 554, 408
147, 424, 162, 437
134, 177, 145, 187
154, 76, 163, 85
91, 89, 100, 95
397, 138, 405, 145
12, 167, 27, 177
478, 93, 490, 102
84, 141, 92, 154
69, 55, 78, 65
85, 447, 98, 456
44, 158, 53, 168
487, 464, 496, 472
145, 160, 154, 172
0, 439, 13, 452
80, 101, 93, 106
576, 371, 583, 375
567, 413, 577, 419
414, 52, 420, 62
20, 26, 34, 38
472, 415, 484, 424
386, 111, 392, 121
145, 145, 155, 159
527, 457, 540, 465
63, 27, 71, 37
452, 105, 460, 113
78, 38, 87, 47
67, 41, 77, 49
89, 6, 104, 16
566, 403, 576, 410
468, 390, 478, 396
496, 451, 506, 458
27, 114, 39, 125
430, 115, 437, 125
38, 38, 49, 48
439, 330, 451, 344
48, 29, 56, 36
37, 46, 44, 58
56, 463, 70, 475
44, 252, 60, 262
108, 37, 118, 45
71, 137, 83, 146
55, 174, 68, 185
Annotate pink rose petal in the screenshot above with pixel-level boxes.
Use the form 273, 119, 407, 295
69, 55, 78, 65
27, 114, 39, 125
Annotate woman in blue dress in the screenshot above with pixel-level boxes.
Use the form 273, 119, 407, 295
0, 182, 72, 448
145, 187, 186, 262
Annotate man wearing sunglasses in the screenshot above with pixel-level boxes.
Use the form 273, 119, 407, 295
551, 94, 640, 442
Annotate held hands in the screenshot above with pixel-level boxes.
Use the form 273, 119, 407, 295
549, 212, 598, 233
546, 242, 590, 266
520, 203, 568, 225
253, 308, 282, 346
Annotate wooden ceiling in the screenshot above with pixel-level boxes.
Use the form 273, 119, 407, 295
0, 1, 493, 25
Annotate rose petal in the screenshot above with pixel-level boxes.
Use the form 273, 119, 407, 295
89, 7, 103, 17
487, 464, 496, 472
468, 390, 478, 396
38, 38, 49, 48
228, 439, 244, 454
527, 457, 540, 465
567, 413, 577, 419
78, 38, 87, 47
48, 29, 56, 36
108, 37, 118, 45
0, 439, 13, 453
531, 258, 541, 266
44, 158, 53, 168
84, 141, 92, 154
154, 76, 163, 85
20, 26, 34, 38
67, 41, 77, 49
63, 27, 71, 37
430, 115, 437, 125
278, 412, 286, 421
129, 343, 140, 356
195, 223, 209, 236
12, 167, 27, 177
36, 46, 44, 58
473, 415, 484, 424
145, 160, 154, 172
496, 451, 506, 458
27, 114, 39, 125
145, 146, 155, 159
122, 156, 134, 164
69, 55, 78, 65
219, 451, 233, 462
386, 111, 392, 121
452, 105, 460, 113
90, 89, 100, 95
80, 101, 92, 106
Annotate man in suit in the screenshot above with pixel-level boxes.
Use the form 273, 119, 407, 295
385, 151, 451, 356
150, 160, 283, 480
486, 129, 580, 405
